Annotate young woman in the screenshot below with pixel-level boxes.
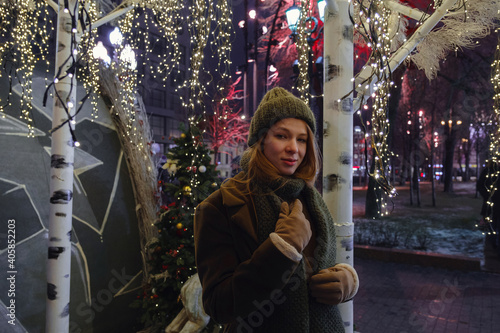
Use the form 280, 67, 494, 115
194, 87, 359, 332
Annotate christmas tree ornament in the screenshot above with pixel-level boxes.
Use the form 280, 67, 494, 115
176, 223, 183, 230
212, 182, 218, 187
183, 186, 192, 195
165, 159, 179, 173
151, 143, 161, 154
181, 133, 186, 138
199, 165, 206, 173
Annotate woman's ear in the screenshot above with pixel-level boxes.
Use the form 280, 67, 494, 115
259, 134, 267, 150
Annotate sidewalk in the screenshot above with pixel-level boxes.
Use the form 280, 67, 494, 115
353, 257, 500, 333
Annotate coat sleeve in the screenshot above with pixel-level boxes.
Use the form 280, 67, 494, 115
194, 196, 300, 324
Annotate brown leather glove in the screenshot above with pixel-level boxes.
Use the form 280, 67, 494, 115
309, 264, 359, 305
274, 199, 312, 253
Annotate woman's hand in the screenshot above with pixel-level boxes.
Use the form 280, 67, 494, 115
274, 199, 312, 253
309, 264, 359, 305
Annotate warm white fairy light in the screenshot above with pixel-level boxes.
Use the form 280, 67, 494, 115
480, 30, 500, 235
351, 0, 400, 216
290, 0, 316, 103
0, 0, 53, 134
3, 3, 233, 308
80, 1, 101, 122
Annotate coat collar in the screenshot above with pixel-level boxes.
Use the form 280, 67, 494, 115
219, 173, 258, 242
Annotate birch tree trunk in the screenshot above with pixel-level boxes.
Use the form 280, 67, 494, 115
322, 1, 354, 331
46, 1, 78, 331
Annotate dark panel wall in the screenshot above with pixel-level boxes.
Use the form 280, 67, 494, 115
0, 73, 143, 333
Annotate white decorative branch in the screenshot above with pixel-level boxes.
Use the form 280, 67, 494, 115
353, 0, 458, 110
91, 4, 135, 29
384, 0, 428, 21
45, 0, 58, 11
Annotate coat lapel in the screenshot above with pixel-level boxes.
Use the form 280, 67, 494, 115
220, 175, 259, 243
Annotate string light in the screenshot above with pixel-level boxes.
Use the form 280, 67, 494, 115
348, 0, 399, 216
0, 0, 54, 134
480, 31, 500, 235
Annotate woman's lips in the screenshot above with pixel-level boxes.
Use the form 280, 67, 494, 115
282, 159, 297, 166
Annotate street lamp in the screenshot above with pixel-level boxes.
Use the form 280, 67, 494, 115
317, 0, 326, 23
109, 27, 123, 48
441, 119, 462, 133
92, 41, 111, 65
286, 1, 326, 39
119, 44, 137, 70
285, 3, 301, 34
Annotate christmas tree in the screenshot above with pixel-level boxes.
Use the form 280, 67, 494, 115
133, 122, 220, 331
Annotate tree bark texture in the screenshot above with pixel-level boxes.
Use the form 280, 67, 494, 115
46, 1, 78, 332
322, 1, 354, 331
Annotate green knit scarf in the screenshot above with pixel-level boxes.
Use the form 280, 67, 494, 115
243, 173, 345, 332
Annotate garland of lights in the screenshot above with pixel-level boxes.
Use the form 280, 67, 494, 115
1, 0, 234, 295
351, 0, 400, 216
0, 0, 53, 135
44, 0, 98, 146
295, 0, 313, 103
479, 31, 500, 236
348, 0, 497, 216
79, 1, 100, 122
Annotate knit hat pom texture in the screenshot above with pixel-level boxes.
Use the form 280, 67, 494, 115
247, 87, 316, 147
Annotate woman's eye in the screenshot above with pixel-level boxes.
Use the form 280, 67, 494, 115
276, 134, 286, 139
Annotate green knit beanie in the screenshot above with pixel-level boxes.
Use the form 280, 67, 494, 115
247, 87, 316, 147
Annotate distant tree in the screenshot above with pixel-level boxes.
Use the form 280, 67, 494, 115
433, 33, 496, 192
398, 68, 431, 206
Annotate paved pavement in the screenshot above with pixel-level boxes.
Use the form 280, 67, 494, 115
353, 257, 500, 333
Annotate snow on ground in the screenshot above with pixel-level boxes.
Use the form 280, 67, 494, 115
353, 181, 486, 258
408, 227, 484, 258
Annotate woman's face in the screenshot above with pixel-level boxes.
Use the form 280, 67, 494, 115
262, 118, 308, 176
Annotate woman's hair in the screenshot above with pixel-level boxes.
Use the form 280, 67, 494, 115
246, 124, 321, 184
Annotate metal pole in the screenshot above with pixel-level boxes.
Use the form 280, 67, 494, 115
244, 68, 249, 117
46, 1, 78, 331
244, 0, 249, 117
322, 1, 354, 332
253, 0, 258, 114
253, 60, 257, 115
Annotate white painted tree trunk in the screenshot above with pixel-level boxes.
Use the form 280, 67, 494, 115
46, 1, 78, 331
322, 1, 354, 332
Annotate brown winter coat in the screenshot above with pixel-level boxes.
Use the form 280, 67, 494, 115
194, 173, 300, 331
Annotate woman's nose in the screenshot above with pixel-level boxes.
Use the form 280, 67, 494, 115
286, 140, 298, 153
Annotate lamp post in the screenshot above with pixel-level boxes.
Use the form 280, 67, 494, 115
239, 2, 259, 117
285, 1, 325, 100
286, 1, 326, 185
441, 114, 462, 192
236, 64, 249, 118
